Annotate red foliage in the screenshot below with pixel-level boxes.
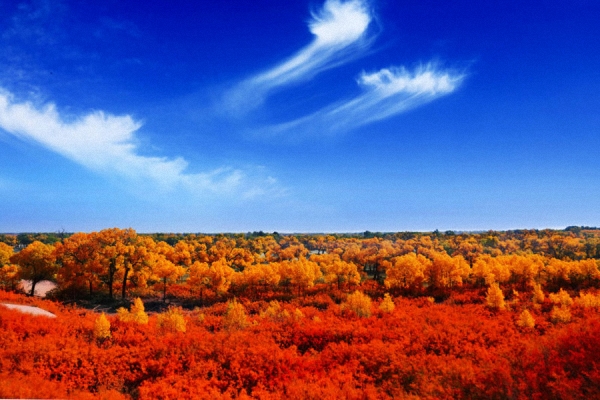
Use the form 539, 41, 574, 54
3, 229, 600, 398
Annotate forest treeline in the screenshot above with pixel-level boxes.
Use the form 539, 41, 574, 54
1, 227, 600, 399
2, 227, 600, 301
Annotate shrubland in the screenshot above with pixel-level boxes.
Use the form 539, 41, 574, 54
1, 228, 600, 398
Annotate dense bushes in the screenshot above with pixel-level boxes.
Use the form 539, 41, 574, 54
1, 228, 600, 398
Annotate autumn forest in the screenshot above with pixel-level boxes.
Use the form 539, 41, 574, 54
1, 227, 600, 399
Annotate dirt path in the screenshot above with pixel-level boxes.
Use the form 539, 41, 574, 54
0, 303, 56, 318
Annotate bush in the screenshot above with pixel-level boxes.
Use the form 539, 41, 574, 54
486, 283, 505, 310
222, 298, 248, 331
343, 291, 372, 317
517, 309, 535, 329
116, 297, 148, 324
157, 306, 186, 333
93, 313, 111, 340
378, 293, 395, 313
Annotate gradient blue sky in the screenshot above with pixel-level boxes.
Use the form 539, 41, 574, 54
1, 0, 599, 233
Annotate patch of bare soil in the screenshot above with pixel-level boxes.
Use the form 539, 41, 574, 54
18, 280, 57, 297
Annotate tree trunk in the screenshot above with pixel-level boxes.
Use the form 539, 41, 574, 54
30, 280, 37, 297
108, 260, 115, 300
122, 267, 130, 300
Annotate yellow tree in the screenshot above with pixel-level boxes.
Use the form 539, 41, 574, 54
170, 240, 194, 267
0, 243, 19, 290
0, 242, 13, 266
277, 258, 322, 295
207, 258, 236, 294
503, 254, 545, 289
453, 237, 483, 267
150, 242, 185, 302
486, 283, 506, 310
222, 298, 248, 331
238, 262, 280, 298
385, 253, 430, 291
517, 309, 535, 329
188, 259, 236, 298
117, 297, 149, 324
187, 261, 211, 299
532, 282, 545, 303
157, 307, 187, 333
119, 236, 155, 299
545, 258, 573, 287
248, 235, 278, 261
355, 238, 397, 283
343, 291, 372, 317
573, 259, 600, 285
10, 241, 57, 296
94, 313, 112, 340
0, 264, 19, 291
379, 293, 395, 313
182, 238, 211, 264
54, 232, 104, 297
425, 252, 470, 290
310, 253, 360, 290
472, 255, 511, 286
94, 228, 136, 299
267, 236, 309, 262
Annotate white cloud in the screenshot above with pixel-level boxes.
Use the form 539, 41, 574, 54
0, 89, 279, 197
266, 64, 464, 136
219, 0, 464, 137
224, 0, 373, 114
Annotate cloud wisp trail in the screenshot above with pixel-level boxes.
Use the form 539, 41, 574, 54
0, 90, 278, 197
221, 0, 464, 138
267, 64, 464, 136
224, 0, 374, 115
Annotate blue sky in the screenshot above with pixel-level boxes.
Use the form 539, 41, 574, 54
1, 0, 599, 233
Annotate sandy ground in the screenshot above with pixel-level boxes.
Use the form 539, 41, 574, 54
18, 280, 57, 297
0, 280, 59, 318
0, 303, 56, 318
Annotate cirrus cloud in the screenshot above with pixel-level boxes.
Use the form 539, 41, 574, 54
224, 0, 375, 115
222, 0, 464, 138
0, 90, 280, 197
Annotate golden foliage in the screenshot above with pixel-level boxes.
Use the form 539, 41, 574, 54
378, 293, 395, 313
0, 242, 14, 266
293, 308, 305, 321
93, 313, 111, 340
486, 283, 506, 310
385, 253, 429, 289
426, 252, 470, 289
260, 301, 289, 322
472, 255, 511, 285
532, 282, 545, 304
576, 292, 600, 309
343, 290, 372, 317
551, 305, 572, 324
9, 241, 57, 296
517, 309, 535, 329
549, 289, 573, 307
157, 307, 187, 333
222, 299, 248, 331
0, 264, 20, 290
117, 297, 149, 324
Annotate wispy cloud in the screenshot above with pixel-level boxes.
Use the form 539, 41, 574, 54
266, 64, 464, 136
224, 0, 374, 114
0, 89, 280, 197
221, 0, 464, 137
